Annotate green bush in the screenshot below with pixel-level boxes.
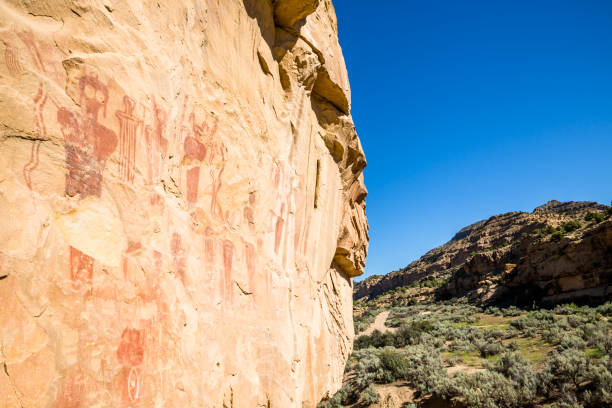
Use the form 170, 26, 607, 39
454, 370, 522, 408
585, 212, 606, 223
360, 384, 379, 405
493, 352, 538, 404
551, 230, 564, 241
475, 341, 505, 357
583, 359, 612, 406
535, 226, 556, 237
379, 349, 410, 381
539, 349, 590, 395
562, 220, 581, 233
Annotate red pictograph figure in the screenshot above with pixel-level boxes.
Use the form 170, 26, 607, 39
22, 83, 52, 190
244, 241, 256, 293
70, 247, 94, 291
23, 140, 41, 190
15, 29, 45, 73
117, 328, 145, 367
145, 99, 168, 185
12, 29, 50, 190
58, 74, 118, 198
204, 227, 215, 266
243, 191, 257, 291
183, 127, 206, 204
3, 43, 21, 77
222, 239, 234, 303
54, 372, 85, 408
303, 214, 312, 255
153, 250, 162, 270
117, 328, 145, 403
171, 232, 187, 283
274, 204, 286, 255
116, 96, 140, 184
122, 242, 142, 279
210, 164, 224, 217
244, 206, 255, 231
57, 74, 118, 289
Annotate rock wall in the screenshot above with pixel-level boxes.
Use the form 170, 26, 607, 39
0, 1, 368, 407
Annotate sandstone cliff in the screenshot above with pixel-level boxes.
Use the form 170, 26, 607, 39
355, 201, 610, 306
0, 1, 368, 407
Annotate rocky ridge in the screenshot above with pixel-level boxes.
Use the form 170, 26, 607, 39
355, 201, 611, 306
0, 1, 368, 407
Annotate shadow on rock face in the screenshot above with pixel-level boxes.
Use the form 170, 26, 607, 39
242, 0, 276, 51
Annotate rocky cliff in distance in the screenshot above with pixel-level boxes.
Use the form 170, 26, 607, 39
0, 1, 368, 407
355, 201, 611, 306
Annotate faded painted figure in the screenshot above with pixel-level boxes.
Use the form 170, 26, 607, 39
183, 125, 206, 204
57, 74, 118, 289
116, 95, 141, 184
117, 328, 145, 403
58, 74, 118, 198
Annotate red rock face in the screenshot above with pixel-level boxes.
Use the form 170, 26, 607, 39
0, 1, 368, 407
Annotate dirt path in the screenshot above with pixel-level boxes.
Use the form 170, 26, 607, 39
447, 364, 484, 377
361, 310, 396, 336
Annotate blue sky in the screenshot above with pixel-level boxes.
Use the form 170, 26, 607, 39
332, 1, 612, 280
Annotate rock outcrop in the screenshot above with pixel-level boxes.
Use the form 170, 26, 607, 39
355, 201, 610, 306
0, 1, 368, 407
443, 218, 612, 305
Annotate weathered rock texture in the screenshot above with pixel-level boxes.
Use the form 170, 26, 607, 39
0, 1, 368, 407
355, 201, 610, 306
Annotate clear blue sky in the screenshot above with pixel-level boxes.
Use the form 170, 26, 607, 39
333, 1, 612, 280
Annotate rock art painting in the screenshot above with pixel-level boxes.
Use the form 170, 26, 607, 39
0, 2, 368, 407
58, 74, 118, 198
145, 99, 168, 184
116, 95, 140, 184
117, 328, 145, 403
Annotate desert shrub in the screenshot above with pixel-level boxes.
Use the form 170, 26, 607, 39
582, 359, 612, 407
354, 329, 396, 350
502, 306, 522, 317
567, 314, 585, 328
585, 212, 605, 223
558, 334, 587, 350
555, 302, 580, 315
379, 349, 410, 381
535, 226, 557, 237
360, 384, 379, 405
539, 349, 591, 397
562, 220, 581, 233
582, 322, 611, 350
510, 316, 532, 331
543, 326, 564, 344
475, 340, 504, 357
595, 302, 612, 317
551, 230, 564, 241
317, 384, 358, 408
493, 352, 538, 404
454, 370, 522, 408
507, 341, 520, 351
483, 328, 506, 340
488, 306, 502, 316
548, 403, 584, 408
